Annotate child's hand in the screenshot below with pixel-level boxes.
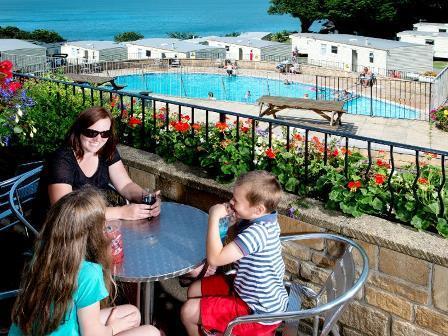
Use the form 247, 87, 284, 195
209, 203, 229, 221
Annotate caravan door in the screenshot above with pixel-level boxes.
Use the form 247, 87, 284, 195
352, 50, 358, 72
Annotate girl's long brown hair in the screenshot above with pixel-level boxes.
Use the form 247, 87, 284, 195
12, 187, 114, 335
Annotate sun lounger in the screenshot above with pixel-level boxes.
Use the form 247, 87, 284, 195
65, 74, 126, 90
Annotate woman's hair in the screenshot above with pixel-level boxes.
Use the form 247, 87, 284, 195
67, 106, 117, 160
12, 187, 114, 335
235, 170, 283, 212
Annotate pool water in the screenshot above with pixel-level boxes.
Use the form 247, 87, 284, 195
115, 73, 418, 119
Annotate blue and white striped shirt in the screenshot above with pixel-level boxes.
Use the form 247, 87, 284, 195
233, 212, 288, 317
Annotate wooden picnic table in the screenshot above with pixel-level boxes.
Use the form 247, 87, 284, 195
65, 74, 126, 90
257, 95, 346, 126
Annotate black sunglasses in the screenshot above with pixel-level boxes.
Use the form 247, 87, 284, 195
81, 128, 112, 138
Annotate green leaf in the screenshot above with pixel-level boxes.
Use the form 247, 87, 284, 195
411, 215, 430, 231
285, 177, 298, 192
436, 218, 448, 238
13, 126, 23, 134
372, 197, 384, 211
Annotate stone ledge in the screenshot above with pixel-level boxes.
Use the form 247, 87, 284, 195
119, 145, 448, 267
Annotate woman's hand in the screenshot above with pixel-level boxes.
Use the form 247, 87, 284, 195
120, 204, 151, 220
148, 190, 161, 217
106, 307, 139, 335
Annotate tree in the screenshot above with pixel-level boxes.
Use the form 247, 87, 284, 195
114, 31, 144, 42
263, 30, 296, 43
0, 26, 64, 42
268, 0, 448, 38
224, 32, 240, 37
166, 32, 197, 40
29, 29, 64, 43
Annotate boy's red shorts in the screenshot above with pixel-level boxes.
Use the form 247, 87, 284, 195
200, 274, 280, 336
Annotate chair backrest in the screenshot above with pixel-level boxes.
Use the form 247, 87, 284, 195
8, 166, 43, 236
280, 233, 368, 336
223, 233, 369, 336
0, 174, 21, 227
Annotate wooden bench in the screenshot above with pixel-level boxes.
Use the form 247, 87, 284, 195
65, 74, 126, 90
257, 95, 346, 126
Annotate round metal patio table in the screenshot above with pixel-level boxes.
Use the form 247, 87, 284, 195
111, 202, 208, 324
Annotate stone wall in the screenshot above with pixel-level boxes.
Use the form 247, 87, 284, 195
119, 145, 448, 336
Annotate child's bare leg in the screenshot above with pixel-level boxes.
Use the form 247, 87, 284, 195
181, 298, 201, 336
100, 304, 141, 327
187, 279, 202, 298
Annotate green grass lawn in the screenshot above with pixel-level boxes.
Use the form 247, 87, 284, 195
434, 60, 448, 72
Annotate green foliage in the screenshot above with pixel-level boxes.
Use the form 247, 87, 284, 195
224, 32, 241, 37
19, 78, 103, 154
0, 26, 64, 42
430, 105, 448, 132
114, 31, 144, 43
267, 0, 448, 38
166, 32, 198, 40
263, 30, 295, 43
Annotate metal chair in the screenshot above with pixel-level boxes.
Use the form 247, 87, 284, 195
8, 166, 43, 237
218, 233, 369, 336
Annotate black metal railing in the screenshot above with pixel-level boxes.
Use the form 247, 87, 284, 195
14, 73, 448, 236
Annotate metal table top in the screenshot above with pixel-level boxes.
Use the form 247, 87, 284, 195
112, 202, 208, 282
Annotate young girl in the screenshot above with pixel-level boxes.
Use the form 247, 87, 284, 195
9, 187, 161, 336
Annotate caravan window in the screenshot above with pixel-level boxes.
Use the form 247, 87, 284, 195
425, 39, 434, 45
225, 45, 230, 51
439, 29, 447, 33
331, 46, 338, 54
146, 50, 151, 57
320, 44, 327, 56
369, 52, 374, 63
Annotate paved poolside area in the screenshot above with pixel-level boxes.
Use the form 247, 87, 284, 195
150, 95, 448, 152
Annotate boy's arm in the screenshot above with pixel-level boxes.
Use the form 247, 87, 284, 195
207, 204, 244, 267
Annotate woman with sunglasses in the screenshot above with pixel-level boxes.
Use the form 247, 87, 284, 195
34, 106, 160, 225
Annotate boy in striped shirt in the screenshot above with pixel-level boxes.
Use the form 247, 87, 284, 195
181, 171, 288, 336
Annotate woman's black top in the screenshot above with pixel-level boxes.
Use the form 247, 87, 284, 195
32, 146, 121, 228
47, 147, 121, 190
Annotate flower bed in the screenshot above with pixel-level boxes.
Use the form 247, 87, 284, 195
111, 100, 448, 238
430, 105, 448, 132
0, 60, 36, 146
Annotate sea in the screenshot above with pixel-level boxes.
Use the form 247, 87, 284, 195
1, 0, 300, 41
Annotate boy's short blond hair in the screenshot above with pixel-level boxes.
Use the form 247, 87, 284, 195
235, 170, 282, 212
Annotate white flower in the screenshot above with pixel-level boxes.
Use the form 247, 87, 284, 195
17, 108, 23, 117
32, 126, 37, 133
15, 115, 19, 123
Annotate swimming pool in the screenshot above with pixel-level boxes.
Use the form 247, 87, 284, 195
115, 73, 419, 119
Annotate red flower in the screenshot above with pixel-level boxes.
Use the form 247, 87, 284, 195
155, 113, 166, 120
181, 114, 190, 121
7, 81, 21, 92
110, 101, 116, 108
265, 148, 276, 159
331, 149, 339, 157
418, 177, 429, 185
192, 123, 201, 131
128, 116, 142, 127
159, 106, 167, 111
0, 60, 13, 73
376, 159, 391, 169
173, 121, 190, 133
348, 180, 361, 192
341, 148, 352, 156
311, 136, 321, 144
170, 120, 177, 127
245, 118, 252, 124
215, 122, 228, 131
425, 152, 437, 159
374, 174, 386, 185
293, 133, 303, 141
121, 109, 128, 119
240, 126, 250, 133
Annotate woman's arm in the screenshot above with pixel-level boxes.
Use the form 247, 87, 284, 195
48, 183, 73, 205
107, 160, 161, 220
